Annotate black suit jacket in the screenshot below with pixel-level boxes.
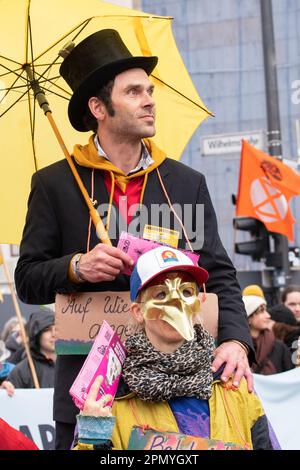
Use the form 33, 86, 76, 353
15, 157, 254, 423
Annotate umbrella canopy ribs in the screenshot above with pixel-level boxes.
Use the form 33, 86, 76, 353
0, 0, 212, 244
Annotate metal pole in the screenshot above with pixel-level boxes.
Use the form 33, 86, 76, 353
0, 245, 40, 388
260, 0, 290, 290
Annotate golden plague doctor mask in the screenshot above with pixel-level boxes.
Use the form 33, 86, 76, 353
139, 273, 201, 341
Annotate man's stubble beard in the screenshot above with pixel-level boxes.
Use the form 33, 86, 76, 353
108, 105, 156, 140
111, 121, 156, 140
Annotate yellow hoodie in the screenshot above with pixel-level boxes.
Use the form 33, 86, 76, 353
73, 135, 166, 196
68, 136, 167, 281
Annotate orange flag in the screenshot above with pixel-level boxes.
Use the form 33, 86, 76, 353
236, 140, 300, 241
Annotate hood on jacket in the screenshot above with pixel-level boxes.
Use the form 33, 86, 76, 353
26, 310, 54, 352
72, 135, 167, 235
73, 135, 166, 175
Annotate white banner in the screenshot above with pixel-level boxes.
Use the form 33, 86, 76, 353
0, 388, 55, 450
254, 368, 300, 450
2, 371, 300, 451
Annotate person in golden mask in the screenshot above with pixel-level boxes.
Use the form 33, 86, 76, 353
73, 247, 278, 451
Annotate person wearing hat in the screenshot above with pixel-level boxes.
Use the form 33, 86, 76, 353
242, 284, 265, 299
242, 296, 293, 375
15, 29, 254, 449
73, 247, 276, 451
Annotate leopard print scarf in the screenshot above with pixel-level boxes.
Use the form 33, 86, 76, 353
123, 324, 215, 402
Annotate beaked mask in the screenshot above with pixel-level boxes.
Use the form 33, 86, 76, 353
139, 274, 201, 341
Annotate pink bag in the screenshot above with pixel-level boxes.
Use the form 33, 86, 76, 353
69, 320, 126, 409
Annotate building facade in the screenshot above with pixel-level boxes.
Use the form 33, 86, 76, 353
141, 0, 300, 270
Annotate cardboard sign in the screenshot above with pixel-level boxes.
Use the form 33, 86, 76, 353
55, 291, 135, 355
127, 426, 245, 450
55, 291, 218, 355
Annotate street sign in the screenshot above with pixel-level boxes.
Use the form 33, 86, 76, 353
200, 130, 265, 156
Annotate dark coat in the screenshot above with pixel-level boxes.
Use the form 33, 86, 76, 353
7, 351, 55, 389
269, 340, 294, 373
7, 311, 55, 388
284, 327, 300, 349
5, 334, 25, 365
15, 157, 254, 423
252, 337, 294, 375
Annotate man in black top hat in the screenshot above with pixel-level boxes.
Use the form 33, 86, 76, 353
60, 29, 158, 133
15, 29, 254, 449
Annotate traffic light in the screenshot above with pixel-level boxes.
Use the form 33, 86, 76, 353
233, 217, 270, 262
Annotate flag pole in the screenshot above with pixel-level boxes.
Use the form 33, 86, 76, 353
260, 0, 290, 293
0, 245, 40, 388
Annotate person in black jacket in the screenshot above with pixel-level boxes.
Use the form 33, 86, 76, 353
7, 310, 56, 388
15, 29, 254, 449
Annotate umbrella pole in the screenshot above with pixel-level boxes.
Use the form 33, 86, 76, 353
24, 66, 111, 246
0, 245, 40, 389
46, 112, 111, 245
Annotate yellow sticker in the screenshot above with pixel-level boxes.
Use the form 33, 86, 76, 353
143, 225, 179, 248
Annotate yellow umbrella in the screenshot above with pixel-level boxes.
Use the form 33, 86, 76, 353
0, 0, 212, 244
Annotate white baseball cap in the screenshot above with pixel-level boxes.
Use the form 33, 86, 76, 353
130, 246, 208, 301
242, 295, 267, 318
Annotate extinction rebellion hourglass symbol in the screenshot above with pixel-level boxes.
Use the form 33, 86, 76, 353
250, 176, 288, 224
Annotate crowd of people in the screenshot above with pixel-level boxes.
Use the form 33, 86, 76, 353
0, 310, 56, 394
242, 284, 300, 373
1, 284, 298, 397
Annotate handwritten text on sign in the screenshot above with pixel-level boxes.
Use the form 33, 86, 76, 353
55, 291, 139, 354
